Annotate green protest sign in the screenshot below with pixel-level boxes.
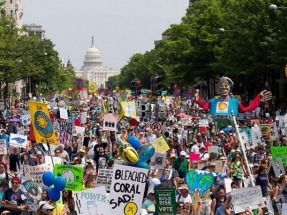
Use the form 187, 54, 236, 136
53, 164, 84, 191
155, 188, 176, 215
271, 146, 287, 166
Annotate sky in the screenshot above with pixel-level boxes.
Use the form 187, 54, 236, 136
22, 0, 189, 71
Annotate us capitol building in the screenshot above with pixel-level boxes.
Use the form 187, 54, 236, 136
75, 38, 120, 89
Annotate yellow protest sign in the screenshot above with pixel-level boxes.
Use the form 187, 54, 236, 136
120, 101, 137, 118
88, 82, 96, 93
152, 136, 170, 153
29, 101, 58, 145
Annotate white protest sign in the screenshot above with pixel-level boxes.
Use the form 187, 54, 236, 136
271, 157, 285, 177
9, 133, 28, 148
74, 126, 85, 136
80, 112, 87, 124
282, 203, 287, 215
150, 152, 166, 170
224, 178, 233, 194
59, 108, 68, 120
96, 169, 113, 192
0, 139, 7, 154
265, 196, 274, 215
103, 113, 117, 132
75, 186, 111, 215
23, 164, 53, 187
109, 164, 148, 215
231, 186, 263, 213
44, 156, 63, 165
21, 114, 31, 126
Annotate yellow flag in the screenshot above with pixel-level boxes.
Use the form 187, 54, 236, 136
117, 102, 125, 121
89, 82, 96, 93
29, 101, 58, 145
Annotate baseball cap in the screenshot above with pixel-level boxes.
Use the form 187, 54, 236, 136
39, 201, 55, 211
180, 151, 187, 156
178, 184, 189, 191
79, 148, 86, 153
11, 177, 20, 184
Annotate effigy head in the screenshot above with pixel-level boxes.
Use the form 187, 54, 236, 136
217, 76, 234, 97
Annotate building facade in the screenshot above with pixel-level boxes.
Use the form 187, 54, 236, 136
0, 0, 23, 26
24, 23, 45, 39
75, 38, 120, 88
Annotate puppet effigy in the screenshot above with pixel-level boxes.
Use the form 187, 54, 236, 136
195, 76, 272, 117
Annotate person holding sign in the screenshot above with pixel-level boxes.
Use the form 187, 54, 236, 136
195, 76, 272, 117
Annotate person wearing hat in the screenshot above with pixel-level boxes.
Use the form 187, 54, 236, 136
36, 201, 55, 215
1, 177, 28, 215
176, 184, 192, 203
172, 151, 189, 179
142, 190, 155, 213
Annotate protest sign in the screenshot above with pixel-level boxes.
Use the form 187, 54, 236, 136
75, 186, 111, 215
0, 139, 7, 155
80, 111, 87, 124
259, 124, 271, 139
265, 196, 274, 215
271, 146, 287, 166
156, 169, 172, 180
29, 101, 58, 145
208, 146, 218, 154
21, 114, 30, 126
53, 164, 84, 191
282, 203, 287, 215
109, 164, 148, 215
59, 108, 68, 120
231, 186, 263, 213
74, 126, 85, 136
103, 113, 117, 132
24, 164, 53, 187
155, 188, 176, 215
271, 157, 285, 177
150, 152, 166, 169
189, 153, 200, 163
22, 180, 41, 201
215, 160, 223, 173
96, 169, 113, 192
152, 136, 170, 153
189, 162, 199, 170
9, 133, 28, 148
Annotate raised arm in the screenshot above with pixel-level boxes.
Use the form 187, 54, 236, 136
195, 89, 210, 111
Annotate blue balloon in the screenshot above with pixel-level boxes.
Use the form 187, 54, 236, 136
42, 171, 55, 187
54, 177, 67, 192
135, 160, 149, 169
48, 187, 61, 202
137, 144, 155, 161
127, 136, 141, 150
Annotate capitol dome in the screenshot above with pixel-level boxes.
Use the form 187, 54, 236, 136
82, 37, 102, 68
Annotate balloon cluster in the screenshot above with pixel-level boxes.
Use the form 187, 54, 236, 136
117, 135, 155, 169
42, 171, 67, 202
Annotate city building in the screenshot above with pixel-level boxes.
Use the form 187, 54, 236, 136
23, 23, 45, 39
0, 0, 23, 26
75, 37, 120, 88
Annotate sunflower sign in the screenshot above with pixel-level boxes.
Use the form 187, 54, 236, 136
28, 101, 58, 145
89, 82, 96, 93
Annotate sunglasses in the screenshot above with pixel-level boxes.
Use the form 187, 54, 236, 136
177, 205, 184, 208
12, 182, 19, 185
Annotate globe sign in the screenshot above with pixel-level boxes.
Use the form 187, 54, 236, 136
34, 111, 54, 138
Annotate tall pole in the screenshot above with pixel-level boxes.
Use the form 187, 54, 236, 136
231, 111, 255, 186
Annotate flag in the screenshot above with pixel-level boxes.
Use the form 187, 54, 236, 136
117, 102, 125, 121
101, 98, 108, 114
28, 101, 58, 145
75, 78, 84, 91
89, 82, 96, 93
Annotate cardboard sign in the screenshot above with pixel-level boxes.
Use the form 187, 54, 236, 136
59, 108, 68, 120
231, 186, 263, 213
24, 164, 53, 187
271, 146, 287, 166
271, 157, 285, 177
96, 169, 113, 192
155, 188, 176, 215
150, 152, 166, 170
22, 180, 41, 201
152, 136, 170, 153
0, 139, 7, 155
109, 165, 148, 215
9, 133, 28, 148
53, 164, 84, 191
75, 186, 111, 215
215, 160, 223, 173
103, 113, 117, 132
29, 101, 58, 145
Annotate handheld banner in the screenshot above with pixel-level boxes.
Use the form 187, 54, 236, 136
109, 164, 148, 215
28, 101, 58, 145
53, 164, 84, 191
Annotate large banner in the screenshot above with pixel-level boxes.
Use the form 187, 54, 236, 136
53, 164, 84, 191
28, 101, 58, 145
109, 164, 148, 215
75, 186, 111, 215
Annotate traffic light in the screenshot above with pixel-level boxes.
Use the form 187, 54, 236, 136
151, 75, 162, 96
131, 80, 137, 91
131, 79, 142, 96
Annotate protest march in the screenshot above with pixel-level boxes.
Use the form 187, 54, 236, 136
0, 76, 286, 215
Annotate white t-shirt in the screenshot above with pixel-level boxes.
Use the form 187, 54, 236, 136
176, 194, 192, 203
199, 152, 209, 170
88, 140, 97, 156
191, 144, 199, 153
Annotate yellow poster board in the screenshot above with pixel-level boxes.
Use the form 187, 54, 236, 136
29, 101, 58, 145
89, 82, 96, 93
152, 136, 170, 153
